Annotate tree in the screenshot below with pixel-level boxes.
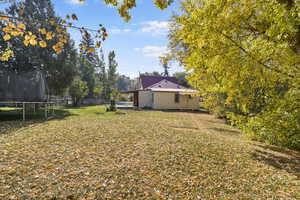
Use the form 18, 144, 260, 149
43, 0, 174, 21
78, 32, 97, 98
0, 0, 173, 61
47, 40, 78, 95
117, 74, 131, 91
140, 71, 162, 76
93, 87, 102, 98
0, 0, 78, 95
0, 1, 107, 62
96, 49, 108, 100
168, 0, 300, 150
107, 51, 118, 100
79, 27, 96, 63
69, 78, 88, 107
173, 72, 190, 88
79, 56, 96, 98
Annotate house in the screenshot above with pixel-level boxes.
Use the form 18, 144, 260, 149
123, 75, 200, 110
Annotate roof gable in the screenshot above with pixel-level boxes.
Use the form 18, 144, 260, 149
148, 79, 184, 89
140, 75, 178, 89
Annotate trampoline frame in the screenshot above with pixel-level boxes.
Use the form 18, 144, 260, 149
0, 101, 55, 121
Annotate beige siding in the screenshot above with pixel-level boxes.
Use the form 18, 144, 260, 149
152, 92, 200, 110
138, 91, 153, 108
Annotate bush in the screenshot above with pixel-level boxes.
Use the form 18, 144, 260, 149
203, 92, 228, 118
244, 90, 300, 150
118, 95, 129, 102
106, 100, 117, 112
203, 89, 300, 150
69, 79, 88, 107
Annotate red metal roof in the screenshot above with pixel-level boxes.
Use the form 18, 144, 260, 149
149, 79, 184, 89
140, 75, 179, 89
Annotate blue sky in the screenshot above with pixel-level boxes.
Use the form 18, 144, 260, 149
51, 0, 183, 78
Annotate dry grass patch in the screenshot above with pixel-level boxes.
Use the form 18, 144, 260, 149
0, 106, 299, 199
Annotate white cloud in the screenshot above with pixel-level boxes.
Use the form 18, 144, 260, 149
109, 28, 132, 35
140, 21, 170, 36
66, 0, 85, 5
135, 46, 168, 57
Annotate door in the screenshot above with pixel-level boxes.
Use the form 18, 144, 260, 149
133, 91, 139, 107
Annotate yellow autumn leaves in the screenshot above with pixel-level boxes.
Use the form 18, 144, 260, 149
23, 32, 37, 46
79, 44, 96, 54
0, 48, 14, 62
2, 22, 25, 41
1, 20, 69, 53
0, 10, 106, 61
23, 31, 51, 49
38, 28, 47, 35
1, 20, 101, 57
3, 34, 11, 41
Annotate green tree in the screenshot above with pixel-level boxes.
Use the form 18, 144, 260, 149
0, 0, 78, 95
79, 32, 99, 98
79, 56, 96, 98
69, 78, 88, 107
80, 28, 96, 63
47, 40, 78, 95
173, 72, 190, 88
140, 71, 162, 76
93, 87, 102, 98
107, 50, 118, 100
168, 0, 300, 149
116, 74, 131, 91
95, 49, 108, 100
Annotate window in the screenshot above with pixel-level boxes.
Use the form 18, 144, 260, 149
151, 93, 154, 104
175, 93, 180, 103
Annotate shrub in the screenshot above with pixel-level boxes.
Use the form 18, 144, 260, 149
244, 89, 300, 150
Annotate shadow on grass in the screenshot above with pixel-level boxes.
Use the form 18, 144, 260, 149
251, 144, 300, 178
63, 105, 90, 109
161, 108, 209, 114
209, 127, 241, 136
0, 109, 76, 135
95, 112, 105, 115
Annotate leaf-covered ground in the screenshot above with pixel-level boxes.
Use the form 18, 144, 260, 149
0, 106, 299, 199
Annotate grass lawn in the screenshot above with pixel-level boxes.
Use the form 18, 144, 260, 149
0, 107, 22, 111
0, 106, 299, 199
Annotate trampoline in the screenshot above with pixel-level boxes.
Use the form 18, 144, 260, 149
0, 70, 54, 120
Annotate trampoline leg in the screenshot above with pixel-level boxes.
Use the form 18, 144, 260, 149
45, 103, 48, 119
33, 104, 36, 114
52, 103, 55, 115
23, 103, 25, 121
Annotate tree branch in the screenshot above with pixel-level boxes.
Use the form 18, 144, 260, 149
217, 30, 296, 79
0, 14, 100, 33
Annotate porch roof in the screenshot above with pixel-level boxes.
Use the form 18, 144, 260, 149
119, 90, 140, 94
149, 88, 198, 94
